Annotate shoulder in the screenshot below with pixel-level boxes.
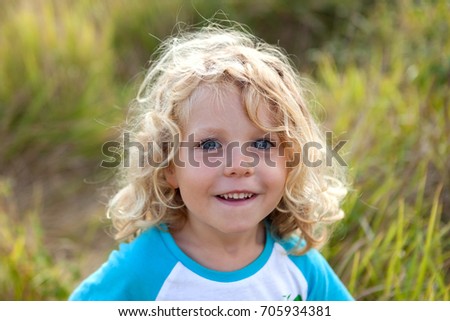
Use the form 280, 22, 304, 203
69, 226, 178, 300
276, 236, 330, 277
275, 235, 354, 301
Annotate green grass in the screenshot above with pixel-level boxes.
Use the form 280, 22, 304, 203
0, 0, 119, 168
0, 0, 448, 300
0, 179, 79, 300
315, 0, 449, 299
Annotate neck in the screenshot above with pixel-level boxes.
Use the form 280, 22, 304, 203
171, 221, 266, 271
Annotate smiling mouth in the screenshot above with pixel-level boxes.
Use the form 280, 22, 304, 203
216, 193, 255, 200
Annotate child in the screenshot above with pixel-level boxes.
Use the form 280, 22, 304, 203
70, 22, 352, 301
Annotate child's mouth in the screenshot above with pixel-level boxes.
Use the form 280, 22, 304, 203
216, 193, 256, 201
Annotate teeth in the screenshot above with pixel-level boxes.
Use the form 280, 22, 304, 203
219, 193, 254, 200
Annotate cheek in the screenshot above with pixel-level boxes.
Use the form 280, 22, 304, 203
262, 155, 288, 188
178, 148, 225, 170
174, 153, 219, 186
271, 168, 288, 191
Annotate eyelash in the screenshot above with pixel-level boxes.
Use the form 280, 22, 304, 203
198, 139, 222, 151
252, 139, 275, 150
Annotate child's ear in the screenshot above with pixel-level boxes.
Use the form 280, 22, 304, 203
164, 165, 179, 189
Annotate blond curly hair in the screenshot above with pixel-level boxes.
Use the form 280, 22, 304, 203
107, 23, 348, 254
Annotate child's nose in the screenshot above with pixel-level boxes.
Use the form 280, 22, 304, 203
223, 143, 255, 177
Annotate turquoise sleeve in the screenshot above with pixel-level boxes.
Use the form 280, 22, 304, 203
288, 247, 353, 301
69, 247, 135, 300
69, 227, 178, 301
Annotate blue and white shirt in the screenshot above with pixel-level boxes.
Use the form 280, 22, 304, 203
69, 226, 352, 301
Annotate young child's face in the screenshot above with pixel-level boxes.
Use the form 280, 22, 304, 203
165, 84, 288, 236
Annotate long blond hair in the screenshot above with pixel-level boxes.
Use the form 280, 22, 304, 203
107, 23, 348, 254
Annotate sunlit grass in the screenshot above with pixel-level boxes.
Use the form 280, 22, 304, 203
0, 179, 80, 300
0, 0, 119, 169
317, 0, 450, 300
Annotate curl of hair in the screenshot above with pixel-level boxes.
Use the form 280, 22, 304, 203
107, 22, 348, 254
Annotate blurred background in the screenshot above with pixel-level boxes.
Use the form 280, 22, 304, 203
0, 0, 448, 300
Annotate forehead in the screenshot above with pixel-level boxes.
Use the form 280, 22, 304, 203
180, 83, 274, 130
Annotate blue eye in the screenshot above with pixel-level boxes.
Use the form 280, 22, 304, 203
252, 139, 275, 150
199, 139, 222, 151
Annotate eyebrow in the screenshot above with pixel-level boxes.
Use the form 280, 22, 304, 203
186, 127, 227, 138
187, 127, 280, 142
